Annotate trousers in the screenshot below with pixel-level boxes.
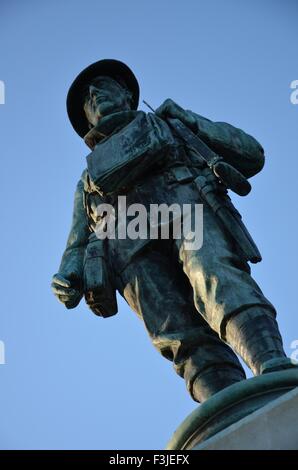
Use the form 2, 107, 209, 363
108, 173, 277, 402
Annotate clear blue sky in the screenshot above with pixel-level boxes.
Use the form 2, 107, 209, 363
0, 0, 297, 450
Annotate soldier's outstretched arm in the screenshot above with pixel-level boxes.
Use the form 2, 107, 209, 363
155, 98, 265, 178
51, 170, 90, 309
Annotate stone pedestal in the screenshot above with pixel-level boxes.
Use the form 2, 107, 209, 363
166, 369, 298, 450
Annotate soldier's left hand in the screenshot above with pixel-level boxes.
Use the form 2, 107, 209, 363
155, 98, 196, 130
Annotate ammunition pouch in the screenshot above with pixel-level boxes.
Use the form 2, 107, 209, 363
83, 233, 118, 318
86, 111, 175, 195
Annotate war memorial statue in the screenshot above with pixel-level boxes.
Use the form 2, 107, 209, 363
52, 59, 296, 407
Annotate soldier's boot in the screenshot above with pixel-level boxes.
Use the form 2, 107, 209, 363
224, 308, 297, 376
191, 364, 246, 403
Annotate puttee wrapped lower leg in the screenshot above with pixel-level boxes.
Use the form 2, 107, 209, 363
224, 308, 286, 376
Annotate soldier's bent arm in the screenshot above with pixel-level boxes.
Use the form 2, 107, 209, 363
58, 171, 90, 283
186, 109, 265, 178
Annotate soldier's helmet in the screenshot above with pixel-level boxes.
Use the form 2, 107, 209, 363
66, 59, 140, 138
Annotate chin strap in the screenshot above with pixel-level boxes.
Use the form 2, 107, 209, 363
84, 127, 107, 150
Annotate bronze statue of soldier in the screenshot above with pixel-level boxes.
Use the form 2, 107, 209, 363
52, 59, 295, 404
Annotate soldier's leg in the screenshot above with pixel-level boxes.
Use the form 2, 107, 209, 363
224, 307, 290, 375
113, 241, 246, 403
176, 203, 289, 376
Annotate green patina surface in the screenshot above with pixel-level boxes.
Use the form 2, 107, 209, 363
52, 60, 296, 405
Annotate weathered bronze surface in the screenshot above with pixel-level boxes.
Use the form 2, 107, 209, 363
52, 59, 296, 404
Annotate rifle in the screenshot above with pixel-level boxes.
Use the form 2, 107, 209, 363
143, 100, 262, 264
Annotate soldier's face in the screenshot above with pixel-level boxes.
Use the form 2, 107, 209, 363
83, 76, 132, 127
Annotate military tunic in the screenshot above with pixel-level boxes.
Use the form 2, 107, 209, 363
58, 107, 276, 400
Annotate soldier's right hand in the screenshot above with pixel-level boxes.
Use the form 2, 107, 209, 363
51, 273, 83, 309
